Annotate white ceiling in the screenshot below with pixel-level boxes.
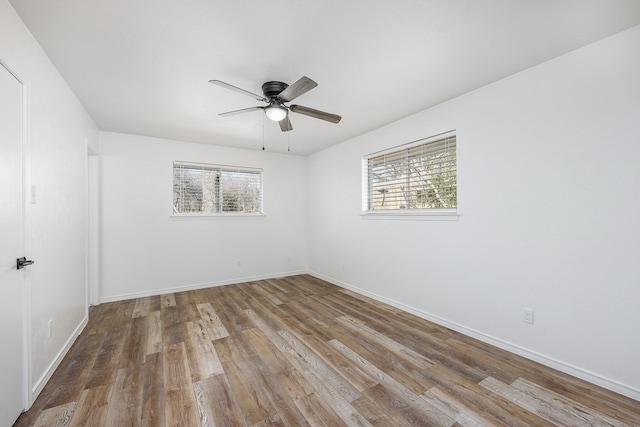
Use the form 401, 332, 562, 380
10, 0, 640, 155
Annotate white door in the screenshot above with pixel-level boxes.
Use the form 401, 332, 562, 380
0, 62, 27, 426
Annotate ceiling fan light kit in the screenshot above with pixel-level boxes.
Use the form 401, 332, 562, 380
264, 103, 287, 122
209, 76, 341, 132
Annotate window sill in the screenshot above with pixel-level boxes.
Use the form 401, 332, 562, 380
360, 210, 458, 221
171, 213, 266, 220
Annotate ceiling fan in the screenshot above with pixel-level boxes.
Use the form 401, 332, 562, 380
209, 76, 341, 132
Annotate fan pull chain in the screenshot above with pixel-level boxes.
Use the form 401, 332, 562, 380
287, 131, 290, 152
262, 114, 265, 151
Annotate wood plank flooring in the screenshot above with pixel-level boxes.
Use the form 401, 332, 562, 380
14, 275, 640, 426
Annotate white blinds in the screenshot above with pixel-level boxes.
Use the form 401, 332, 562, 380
366, 134, 456, 211
173, 162, 263, 214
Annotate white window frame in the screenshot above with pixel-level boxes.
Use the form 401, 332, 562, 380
172, 161, 264, 219
361, 130, 457, 220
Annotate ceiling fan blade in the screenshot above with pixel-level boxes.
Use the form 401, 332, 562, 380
218, 106, 264, 117
289, 104, 341, 124
277, 76, 318, 102
279, 115, 293, 132
209, 80, 266, 102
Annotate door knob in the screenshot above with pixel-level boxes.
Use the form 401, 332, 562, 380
17, 257, 34, 270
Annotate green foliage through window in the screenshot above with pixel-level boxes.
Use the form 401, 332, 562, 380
366, 134, 456, 211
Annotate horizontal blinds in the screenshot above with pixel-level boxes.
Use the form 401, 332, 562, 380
366, 135, 456, 211
220, 170, 262, 213
173, 164, 218, 213
173, 162, 262, 214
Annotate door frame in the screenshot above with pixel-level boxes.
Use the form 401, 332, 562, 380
1, 58, 33, 411
87, 146, 100, 306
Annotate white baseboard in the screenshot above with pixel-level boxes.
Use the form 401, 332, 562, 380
99, 270, 308, 303
30, 315, 88, 402
308, 270, 640, 402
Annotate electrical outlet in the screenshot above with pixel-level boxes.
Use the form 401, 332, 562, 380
236, 260, 242, 268
47, 319, 53, 337
522, 308, 534, 324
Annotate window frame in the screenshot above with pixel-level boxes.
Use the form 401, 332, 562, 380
361, 130, 458, 220
172, 161, 264, 219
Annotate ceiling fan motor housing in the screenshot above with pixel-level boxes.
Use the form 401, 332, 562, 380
262, 81, 289, 100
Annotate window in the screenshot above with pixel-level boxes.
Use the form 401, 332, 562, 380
173, 162, 263, 215
363, 132, 456, 216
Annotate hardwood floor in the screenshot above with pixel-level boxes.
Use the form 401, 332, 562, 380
14, 275, 640, 426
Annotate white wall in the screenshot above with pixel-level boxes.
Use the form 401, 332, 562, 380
99, 132, 307, 301
1, 0, 99, 401
307, 25, 640, 399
